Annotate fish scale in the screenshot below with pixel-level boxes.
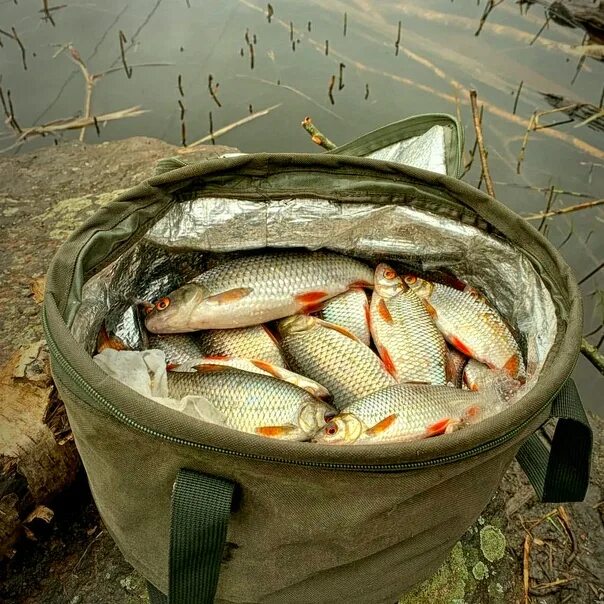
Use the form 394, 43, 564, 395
147, 333, 205, 366
406, 277, 524, 379
197, 325, 287, 367
315, 384, 498, 445
145, 251, 373, 333
370, 269, 447, 384
319, 288, 371, 346
279, 316, 396, 410
167, 368, 334, 439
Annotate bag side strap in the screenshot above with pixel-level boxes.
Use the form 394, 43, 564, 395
516, 379, 592, 503
150, 469, 235, 604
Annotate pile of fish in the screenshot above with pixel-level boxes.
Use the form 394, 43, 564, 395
103, 250, 525, 445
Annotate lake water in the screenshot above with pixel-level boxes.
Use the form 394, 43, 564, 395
1, 0, 603, 412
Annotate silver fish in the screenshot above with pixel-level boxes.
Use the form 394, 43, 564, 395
278, 315, 396, 410
167, 367, 335, 440
147, 333, 205, 368
145, 251, 373, 333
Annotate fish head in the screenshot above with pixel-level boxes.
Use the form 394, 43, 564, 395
277, 314, 318, 337
298, 399, 338, 436
312, 413, 364, 445
402, 274, 433, 299
145, 283, 208, 333
374, 263, 406, 298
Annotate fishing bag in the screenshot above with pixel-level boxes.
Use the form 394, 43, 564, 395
43, 114, 592, 603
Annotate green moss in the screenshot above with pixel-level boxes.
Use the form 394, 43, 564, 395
398, 542, 468, 604
471, 561, 489, 580
479, 525, 506, 562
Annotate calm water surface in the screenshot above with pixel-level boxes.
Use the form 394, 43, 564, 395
1, 0, 602, 411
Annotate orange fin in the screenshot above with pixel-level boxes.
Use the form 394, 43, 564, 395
319, 319, 360, 341
422, 299, 438, 319
166, 362, 180, 371
295, 290, 329, 305
448, 335, 474, 359
378, 346, 398, 379
366, 414, 397, 436
250, 359, 281, 377
255, 425, 296, 437
378, 298, 393, 324
97, 325, 129, 352
426, 418, 454, 437
205, 287, 253, 305
503, 354, 520, 378
203, 355, 230, 361
349, 280, 372, 288
194, 363, 229, 373
464, 405, 482, 421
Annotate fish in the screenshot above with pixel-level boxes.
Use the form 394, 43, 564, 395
403, 275, 524, 380
197, 324, 287, 367
463, 359, 521, 402
369, 264, 447, 384
166, 366, 336, 440
278, 315, 396, 410
147, 333, 205, 369
446, 346, 468, 388
313, 383, 498, 445
145, 251, 373, 333
318, 288, 371, 346
182, 356, 331, 400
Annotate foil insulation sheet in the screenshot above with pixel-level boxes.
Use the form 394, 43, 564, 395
72, 196, 558, 393
365, 125, 448, 174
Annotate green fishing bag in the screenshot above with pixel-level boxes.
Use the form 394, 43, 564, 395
43, 115, 592, 604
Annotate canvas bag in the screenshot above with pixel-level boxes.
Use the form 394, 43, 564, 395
43, 114, 592, 604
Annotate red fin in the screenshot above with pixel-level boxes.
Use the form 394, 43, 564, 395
250, 359, 281, 377
366, 414, 397, 436
448, 335, 474, 358
166, 362, 180, 371
194, 363, 228, 373
295, 291, 329, 305
205, 287, 253, 305
255, 425, 296, 437
378, 298, 393, 324
464, 405, 482, 421
320, 320, 360, 341
203, 355, 229, 361
379, 346, 398, 379
422, 299, 438, 319
426, 418, 454, 437
503, 354, 520, 378
97, 325, 128, 352
349, 280, 372, 288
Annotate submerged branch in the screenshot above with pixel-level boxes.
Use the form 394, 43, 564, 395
469, 89, 496, 197
523, 198, 604, 220
581, 338, 604, 376
301, 116, 337, 150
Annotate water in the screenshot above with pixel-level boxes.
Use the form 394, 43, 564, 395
1, 0, 602, 412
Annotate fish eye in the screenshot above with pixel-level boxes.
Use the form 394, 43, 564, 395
384, 269, 396, 279
155, 297, 171, 311
325, 423, 338, 436
404, 276, 417, 285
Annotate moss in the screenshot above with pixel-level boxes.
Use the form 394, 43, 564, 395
471, 561, 489, 580
398, 542, 468, 604
479, 525, 506, 563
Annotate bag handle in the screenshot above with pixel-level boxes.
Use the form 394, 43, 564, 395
148, 469, 235, 604
516, 379, 592, 503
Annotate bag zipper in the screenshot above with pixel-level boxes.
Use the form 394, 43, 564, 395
43, 308, 563, 473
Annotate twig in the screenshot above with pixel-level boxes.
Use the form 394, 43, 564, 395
461, 104, 483, 177
513, 80, 523, 115
578, 261, 604, 285
0, 86, 21, 133
11, 27, 27, 70
395, 20, 401, 56
208, 74, 221, 107
538, 185, 556, 232
571, 54, 586, 85
267, 3, 273, 23
247, 33, 255, 69
301, 116, 336, 150
475, 0, 504, 37
178, 74, 184, 97
530, 15, 550, 45
517, 112, 536, 174
523, 533, 532, 604
469, 89, 495, 197
42, 0, 56, 26
325, 39, 329, 55
581, 338, 604, 375
181, 103, 281, 149
68, 45, 96, 142
343, 11, 347, 36
328, 75, 336, 105
584, 324, 602, 338
118, 31, 132, 78
493, 182, 591, 198
289, 21, 293, 42
557, 506, 578, 565
529, 578, 574, 596
338, 63, 345, 91
208, 111, 214, 144
365, 83, 369, 100
523, 198, 604, 220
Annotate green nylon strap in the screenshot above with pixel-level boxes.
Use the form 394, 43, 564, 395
169, 469, 235, 604
516, 379, 592, 503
